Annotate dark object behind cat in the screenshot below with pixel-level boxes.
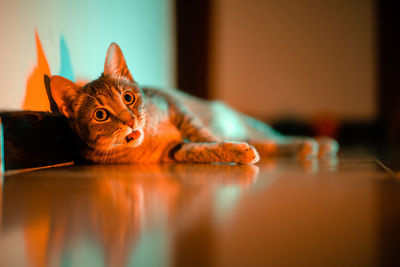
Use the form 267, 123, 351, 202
50, 43, 338, 164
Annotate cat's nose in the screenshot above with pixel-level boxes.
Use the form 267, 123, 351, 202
120, 111, 134, 125
125, 119, 135, 128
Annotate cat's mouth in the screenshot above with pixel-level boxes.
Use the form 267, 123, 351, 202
125, 130, 142, 143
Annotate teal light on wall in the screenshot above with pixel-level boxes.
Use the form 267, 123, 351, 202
56, 0, 175, 88
59, 35, 75, 82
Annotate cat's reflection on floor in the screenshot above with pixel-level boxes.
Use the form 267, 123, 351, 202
1, 163, 259, 267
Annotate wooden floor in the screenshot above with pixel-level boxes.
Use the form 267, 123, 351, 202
1, 151, 400, 266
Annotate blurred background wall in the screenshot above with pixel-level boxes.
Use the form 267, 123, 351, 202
209, 0, 376, 122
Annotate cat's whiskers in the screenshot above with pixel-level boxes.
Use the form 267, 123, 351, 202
103, 134, 122, 163
100, 138, 111, 163
88, 133, 120, 163
103, 135, 119, 163
90, 143, 107, 163
112, 128, 126, 145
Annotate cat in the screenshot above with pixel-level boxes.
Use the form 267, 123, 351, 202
50, 43, 338, 164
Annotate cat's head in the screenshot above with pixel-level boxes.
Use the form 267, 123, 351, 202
50, 43, 146, 158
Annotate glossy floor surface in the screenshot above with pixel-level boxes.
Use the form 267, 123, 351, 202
1, 152, 400, 266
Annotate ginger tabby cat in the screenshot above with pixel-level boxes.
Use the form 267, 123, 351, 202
50, 43, 338, 164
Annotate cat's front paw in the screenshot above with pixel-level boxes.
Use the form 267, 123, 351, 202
220, 141, 260, 164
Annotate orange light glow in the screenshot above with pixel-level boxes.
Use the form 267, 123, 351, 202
22, 30, 51, 111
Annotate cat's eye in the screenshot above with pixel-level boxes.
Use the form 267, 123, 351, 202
122, 91, 135, 105
93, 108, 109, 122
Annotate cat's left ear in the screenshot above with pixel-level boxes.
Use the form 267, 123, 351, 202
104, 42, 134, 81
50, 75, 81, 118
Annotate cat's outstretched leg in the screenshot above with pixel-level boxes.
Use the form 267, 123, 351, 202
223, 110, 339, 158
250, 138, 317, 158
169, 141, 259, 164
249, 136, 338, 158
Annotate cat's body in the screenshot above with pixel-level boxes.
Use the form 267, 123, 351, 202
50, 43, 338, 164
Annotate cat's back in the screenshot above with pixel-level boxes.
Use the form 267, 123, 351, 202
142, 87, 279, 140
142, 87, 214, 125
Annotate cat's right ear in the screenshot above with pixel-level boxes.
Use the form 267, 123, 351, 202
50, 75, 80, 118
104, 42, 134, 81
